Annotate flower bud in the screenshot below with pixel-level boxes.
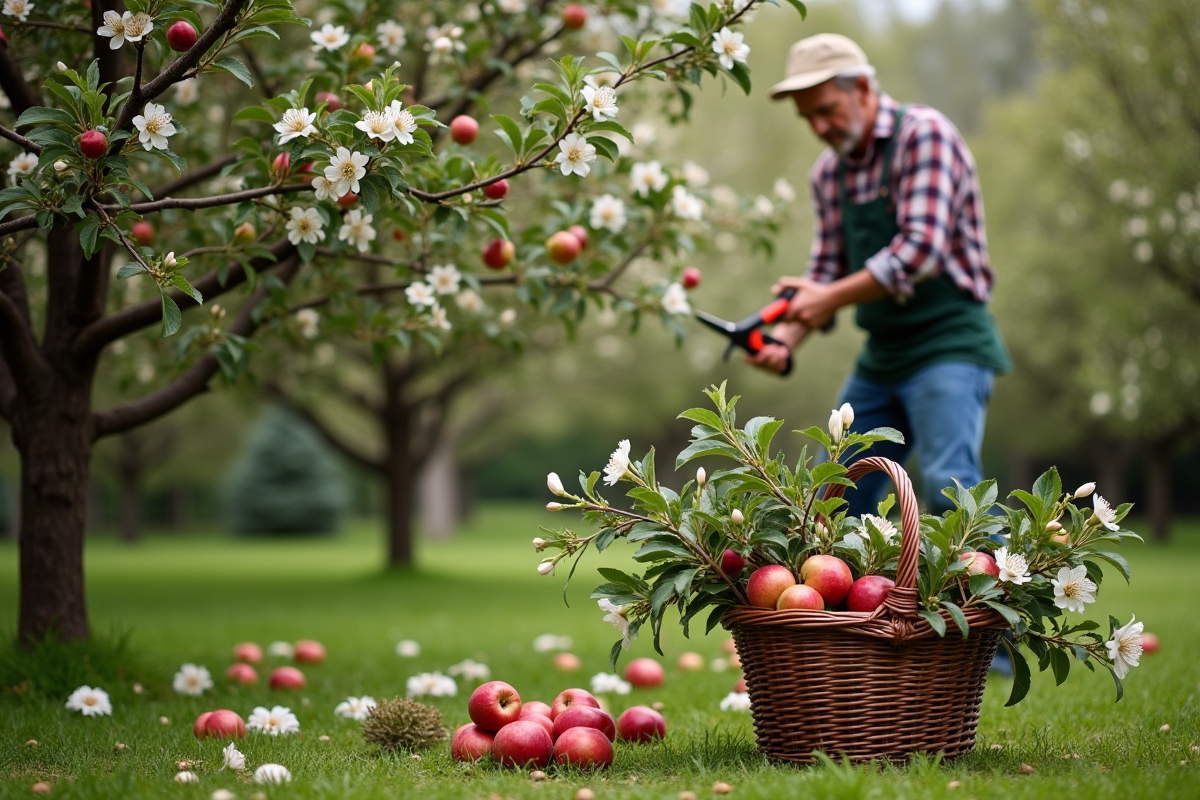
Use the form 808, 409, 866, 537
537, 560, 555, 576
546, 502, 562, 511
163, 252, 177, 268
731, 508, 743, 525
57, 61, 68, 72
1073, 482, 1096, 499
532, 537, 546, 551
828, 409, 843, 444
53, 160, 69, 174
839, 402, 854, 430
696, 467, 706, 488
547, 472, 566, 497
1046, 519, 1062, 532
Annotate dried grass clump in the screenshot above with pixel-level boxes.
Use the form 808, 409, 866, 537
360, 697, 447, 752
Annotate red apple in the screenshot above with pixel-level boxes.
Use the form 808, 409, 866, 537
166, 21, 198, 52
1142, 632, 1159, 654
959, 551, 1000, 578
352, 42, 376, 63
623, 657, 665, 689
298, 163, 315, 183
732, 676, 747, 693
676, 652, 704, 671
130, 221, 154, 246
561, 3, 587, 29
545, 230, 582, 264
567, 224, 588, 249
799, 554, 854, 606
468, 681, 522, 732
483, 179, 509, 200
491, 720, 553, 769
746, 565, 796, 609
482, 238, 515, 269
522, 700, 552, 718
79, 129, 107, 159
337, 192, 357, 207
392, 228, 407, 241
551, 705, 615, 742
682, 267, 702, 289
294, 640, 325, 664
776, 583, 825, 611
193, 711, 213, 739
617, 706, 666, 743
449, 115, 479, 145
268, 666, 306, 690
520, 709, 555, 738
845, 575, 896, 613
451, 723, 495, 762
553, 726, 613, 769
720, 549, 745, 575
272, 152, 290, 179
203, 710, 246, 739
233, 642, 263, 664
553, 652, 582, 672
549, 688, 600, 720
316, 91, 341, 111
225, 663, 258, 685
233, 221, 256, 243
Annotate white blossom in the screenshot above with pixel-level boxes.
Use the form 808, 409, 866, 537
630, 161, 668, 196
405, 281, 437, 308
1073, 482, 1096, 498
1106, 614, 1144, 679
774, 177, 797, 203
532, 634, 573, 652
731, 508, 744, 525
132, 103, 176, 151
455, 289, 483, 313
538, 560, 556, 575
753, 195, 775, 216
839, 402, 854, 429
2, 0, 31, 21
253, 764, 292, 785
7, 152, 38, 180
426, 24, 465, 64
174, 78, 199, 106
547, 472, 566, 496
268, 641, 294, 658
589, 194, 627, 233
96, 10, 127, 49
497, 0, 526, 11
599, 598, 635, 649
712, 27, 749, 70
406, 671, 457, 697
388, 101, 418, 144
338, 209, 376, 253
582, 85, 619, 122
65, 686, 112, 717
311, 175, 338, 202
274, 108, 318, 145
429, 304, 451, 331
589, 672, 632, 695
396, 639, 421, 657
174, 771, 199, 784
355, 107, 399, 143
994, 546, 1032, 585
861, 514, 897, 544
324, 147, 369, 196
334, 696, 377, 720
828, 408, 844, 443
1090, 494, 1120, 531
120, 11, 152, 43
294, 308, 320, 340
248, 705, 300, 735
448, 660, 491, 682
221, 742, 246, 771
603, 439, 632, 486
429, 264, 461, 295
172, 664, 213, 696
672, 185, 703, 220
1051, 565, 1097, 613
286, 206, 325, 245
681, 160, 710, 188
499, 308, 517, 325
376, 21, 407, 55
554, 132, 597, 177
661, 282, 691, 316
719, 691, 751, 712
311, 23, 349, 52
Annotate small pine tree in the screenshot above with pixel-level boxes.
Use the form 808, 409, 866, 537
222, 406, 348, 535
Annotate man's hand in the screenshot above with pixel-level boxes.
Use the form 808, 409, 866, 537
744, 321, 808, 375
773, 276, 838, 329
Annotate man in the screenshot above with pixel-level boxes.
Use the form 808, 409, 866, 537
748, 34, 1010, 517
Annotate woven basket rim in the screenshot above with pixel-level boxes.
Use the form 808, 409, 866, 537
722, 604, 1009, 642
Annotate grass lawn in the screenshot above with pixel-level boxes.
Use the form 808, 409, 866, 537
0, 502, 1197, 799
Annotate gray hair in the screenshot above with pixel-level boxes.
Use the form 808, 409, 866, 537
832, 65, 878, 94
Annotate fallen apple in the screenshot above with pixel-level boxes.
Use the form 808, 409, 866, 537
233, 642, 263, 664
491, 720, 553, 768
225, 663, 258, 685
623, 657, 665, 688
551, 705, 615, 742
203, 709, 246, 739
799, 554, 853, 606
553, 652, 582, 672
617, 706, 666, 743
450, 723, 495, 762
521, 709, 555, 738
732, 676, 747, 693
845, 575, 896, 613
268, 666, 306, 690
193, 712, 213, 739
747, 565, 796, 609
549, 688, 600, 720
676, 652, 704, 672
449, 115, 479, 145
776, 583, 825, 611
553, 726, 613, 769
468, 680, 522, 732
294, 640, 326, 664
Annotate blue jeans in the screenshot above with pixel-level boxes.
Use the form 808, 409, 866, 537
834, 361, 994, 517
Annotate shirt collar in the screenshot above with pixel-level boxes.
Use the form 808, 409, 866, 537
840, 93, 899, 168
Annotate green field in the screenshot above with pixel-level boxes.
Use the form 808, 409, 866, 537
1, 503, 1198, 799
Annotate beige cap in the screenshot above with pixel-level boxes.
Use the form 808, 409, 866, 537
769, 33, 871, 99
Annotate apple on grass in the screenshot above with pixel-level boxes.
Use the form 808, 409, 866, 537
776, 583, 824, 611
733, 676, 747, 693
193, 712, 212, 739
225, 663, 258, 685
746, 565, 796, 609
268, 666, 306, 690
520, 710, 554, 738
233, 642, 263, 663
617, 706, 666, 743
468, 681, 522, 732
845, 575, 896, 613
799, 554, 854, 606
294, 640, 325, 664
958, 551, 1000, 578
553, 652, 582, 672
194, 710, 245, 739
549, 688, 599, 720
551, 705, 616, 742
676, 652, 704, 671
451, 723, 495, 762
1142, 632, 1159, 654
449, 115, 479, 145
553, 726, 613, 769
491, 720, 553, 768
623, 657, 665, 688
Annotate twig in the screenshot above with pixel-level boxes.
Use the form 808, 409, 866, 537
0, 124, 41, 153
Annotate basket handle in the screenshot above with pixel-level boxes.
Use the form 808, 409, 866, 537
820, 456, 920, 621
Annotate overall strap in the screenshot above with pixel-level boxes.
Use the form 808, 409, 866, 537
837, 103, 910, 206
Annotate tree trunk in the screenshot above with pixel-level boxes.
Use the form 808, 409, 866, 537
383, 367, 414, 567
116, 432, 145, 543
418, 429, 461, 540
1088, 434, 1131, 502
1143, 438, 1173, 542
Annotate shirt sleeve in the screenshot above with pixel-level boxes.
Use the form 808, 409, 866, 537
804, 158, 844, 285
863, 116, 961, 301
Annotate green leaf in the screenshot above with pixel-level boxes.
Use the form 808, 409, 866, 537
1001, 639, 1032, 706
678, 407, 723, 429
1048, 645, 1070, 686
160, 294, 183, 337
727, 62, 752, 95
982, 600, 1022, 628
918, 609, 947, 637
491, 114, 523, 156
782, 0, 808, 18
211, 57, 254, 88
627, 487, 669, 516
170, 274, 203, 305
941, 601, 970, 639
232, 106, 277, 124
1087, 551, 1131, 583
1032, 467, 1061, 507
115, 262, 148, 279
15, 106, 76, 128
587, 136, 620, 163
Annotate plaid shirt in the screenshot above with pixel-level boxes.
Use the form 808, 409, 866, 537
805, 94, 995, 302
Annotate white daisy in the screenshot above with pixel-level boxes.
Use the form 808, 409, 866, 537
753, 195, 774, 216
1090, 494, 1120, 531
603, 439, 633, 486
599, 598, 635, 649
681, 160, 709, 188
254, 764, 292, 785
994, 546, 1032, 586
324, 147, 369, 196
712, 27, 750, 70
274, 107, 318, 145
376, 20, 406, 55
120, 11, 152, 42
532, 634, 573, 652
2, 0, 32, 21
589, 194, 626, 233
860, 514, 898, 544
455, 289, 484, 314
174, 771, 199, 784
661, 282, 691, 316
719, 691, 751, 712
582, 85, 619, 122
132, 103, 176, 151
428, 264, 461, 295
630, 161, 668, 196
311, 23, 349, 52
172, 663, 213, 696
405, 281, 437, 308
425, 24, 465, 64
1051, 564, 1097, 613
334, 696, 377, 720
286, 206, 325, 245
672, 185, 703, 220
429, 303, 452, 331
554, 132, 597, 177
222, 742, 246, 770
294, 308, 320, 339
589, 672, 632, 695
1106, 614, 1144, 679
447, 659, 491, 681
355, 107, 398, 142
395, 639, 421, 657
388, 101, 418, 144
338, 209, 376, 252
311, 175, 338, 202
7, 151, 38, 180
406, 671, 457, 697
247, 705, 300, 736
65, 685, 112, 717
96, 10, 127, 49
268, 640, 295, 658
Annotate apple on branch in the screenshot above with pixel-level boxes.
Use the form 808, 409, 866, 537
449, 115, 479, 145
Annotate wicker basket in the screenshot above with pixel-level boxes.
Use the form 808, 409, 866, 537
722, 456, 1007, 764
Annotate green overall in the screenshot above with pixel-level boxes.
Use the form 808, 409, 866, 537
837, 105, 1010, 384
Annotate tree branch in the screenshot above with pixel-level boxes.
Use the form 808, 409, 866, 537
0, 216, 39, 237
289, 273, 518, 312
92, 256, 301, 438
105, 182, 313, 215
0, 46, 39, 115
0, 125, 41, 153
0, 285, 46, 395
148, 153, 240, 199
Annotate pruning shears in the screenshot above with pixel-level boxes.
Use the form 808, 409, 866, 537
694, 288, 797, 376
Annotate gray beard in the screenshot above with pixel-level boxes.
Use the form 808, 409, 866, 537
833, 114, 867, 158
